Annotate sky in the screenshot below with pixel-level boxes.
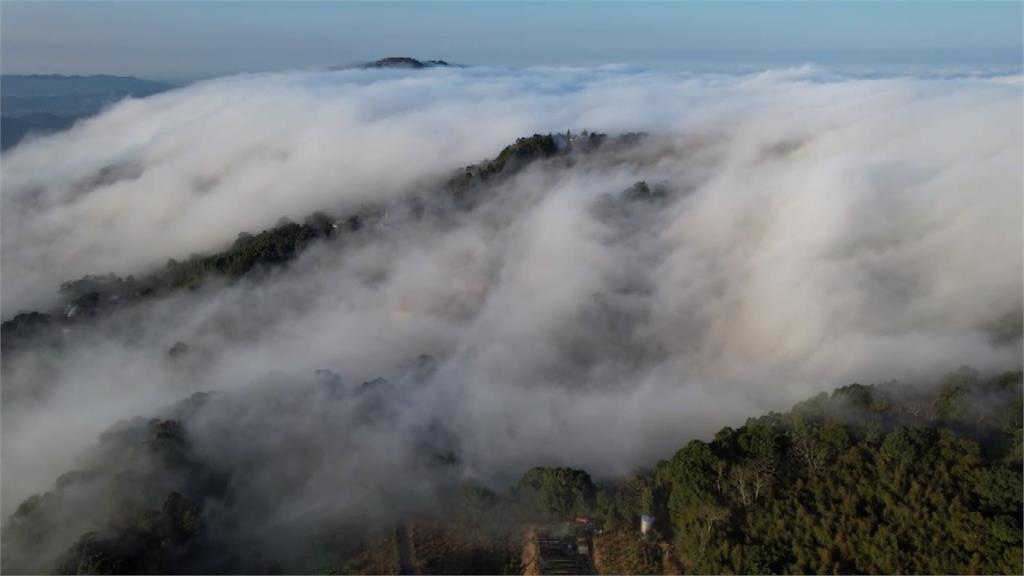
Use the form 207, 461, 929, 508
2, 1, 1022, 81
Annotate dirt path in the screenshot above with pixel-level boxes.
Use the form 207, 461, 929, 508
395, 523, 416, 575
659, 542, 684, 575
522, 528, 542, 575
522, 526, 589, 575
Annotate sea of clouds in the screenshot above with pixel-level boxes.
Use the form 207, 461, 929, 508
1, 65, 1021, 559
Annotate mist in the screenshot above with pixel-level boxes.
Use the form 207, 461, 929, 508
1, 65, 1021, 570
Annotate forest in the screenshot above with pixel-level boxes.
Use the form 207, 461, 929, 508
1, 130, 626, 352
2, 128, 1021, 575
3, 369, 1020, 574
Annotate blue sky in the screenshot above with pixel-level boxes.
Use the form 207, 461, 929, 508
2, 1, 1021, 81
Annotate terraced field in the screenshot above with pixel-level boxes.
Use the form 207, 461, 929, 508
591, 531, 663, 575
331, 534, 400, 575
406, 522, 522, 574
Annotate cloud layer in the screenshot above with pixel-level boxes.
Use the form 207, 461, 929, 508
2, 66, 1021, 557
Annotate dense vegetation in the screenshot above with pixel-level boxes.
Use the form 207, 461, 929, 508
161, 212, 336, 289
0, 210, 364, 350
2, 130, 1019, 573
2, 131, 628, 350
5, 368, 1018, 574
446, 133, 561, 206
590, 370, 1022, 574
4, 418, 226, 574
445, 131, 614, 207
360, 57, 453, 69
451, 370, 1023, 574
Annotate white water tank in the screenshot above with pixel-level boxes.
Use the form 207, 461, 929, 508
640, 515, 655, 535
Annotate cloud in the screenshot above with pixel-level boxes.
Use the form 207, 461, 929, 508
1, 65, 1021, 568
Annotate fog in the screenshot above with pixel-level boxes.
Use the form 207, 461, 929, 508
1, 65, 1021, 569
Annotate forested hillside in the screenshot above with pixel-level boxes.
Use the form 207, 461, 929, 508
2, 129, 1021, 574
1, 131, 620, 351
3, 369, 1020, 574
499, 370, 1023, 574
625, 371, 1023, 574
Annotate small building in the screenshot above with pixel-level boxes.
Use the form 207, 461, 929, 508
577, 540, 590, 556
640, 515, 656, 535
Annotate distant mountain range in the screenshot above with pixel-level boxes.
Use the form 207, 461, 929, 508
1, 63, 454, 150
1, 74, 174, 151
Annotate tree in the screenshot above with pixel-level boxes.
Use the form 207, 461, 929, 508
517, 467, 595, 518
657, 440, 717, 518
791, 417, 827, 477
729, 464, 755, 507
695, 503, 728, 554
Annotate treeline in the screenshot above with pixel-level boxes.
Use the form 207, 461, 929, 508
361, 369, 1024, 574
2, 131, 632, 350
0, 211, 343, 349
446, 133, 561, 202
4, 417, 226, 574
2, 369, 1021, 573
505, 370, 1023, 574
445, 131, 630, 207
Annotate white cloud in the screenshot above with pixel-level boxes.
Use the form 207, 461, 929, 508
1, 66, 1020, 551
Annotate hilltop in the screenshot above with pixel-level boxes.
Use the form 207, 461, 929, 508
330, 57, 457, 71
2, 128, 1020, 575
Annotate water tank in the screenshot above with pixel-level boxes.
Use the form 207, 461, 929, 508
640, 515, 655, 535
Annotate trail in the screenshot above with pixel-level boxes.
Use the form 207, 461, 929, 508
395, 523, 415, 575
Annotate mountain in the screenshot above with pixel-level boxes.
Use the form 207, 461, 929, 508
0, 132, 597, 346
331, 57, 457, 71
0, 113, 76, 151
2, 367, 1019, 574
1, 74, 174, 150
363, 57, 453, 69
1, 131, 1020, 574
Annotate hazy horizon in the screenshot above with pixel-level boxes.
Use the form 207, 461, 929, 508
3, 1, 1022, 82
